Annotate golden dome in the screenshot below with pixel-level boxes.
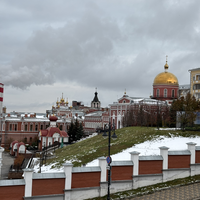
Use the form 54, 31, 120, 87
154, 72, 178, 85
153, 59, 178, 85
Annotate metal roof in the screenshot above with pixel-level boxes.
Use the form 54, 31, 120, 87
33, 172, 65, 179
196, 146, 200, 150
0, 179, 25, 186
72, 166, 101, 173
139, 155, 163, 161
168, 150, 191, 155
111, 161, 133, 166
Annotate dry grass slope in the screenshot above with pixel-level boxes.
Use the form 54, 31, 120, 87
46, 127, 200, 169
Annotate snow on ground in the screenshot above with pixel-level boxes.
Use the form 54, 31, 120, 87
33, 133, 98, 173
32, 131, 200, 173
86, 135, 200, 166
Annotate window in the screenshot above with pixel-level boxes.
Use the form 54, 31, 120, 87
172, 89, 175, 98
30, 137, 32, 142
154, 89, 156, 97
193, 76, 195, 81
14, 124, 17, 131
9, 124, 12, 131
24, 137, 27, 143
30, 124, 33, 131
35, 124, 38, 131
156, 89, 160, 97
41, 125, 43, 130
164, 89, 167, 97
25, 124, 28, 131
60, 125, 63, 130
46, 125, 49, 129
193, 84, 200, 90
123, 100, 126, 103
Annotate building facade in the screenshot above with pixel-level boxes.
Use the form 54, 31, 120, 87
84, 111, 109, 133
179, 84, 190, 98
0, 111, 71, 149
189, 68, 200, 100
38, 115, 68, 150
109, 92, 169, 129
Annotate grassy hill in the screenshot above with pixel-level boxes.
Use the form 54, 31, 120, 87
46, 127, 200, 169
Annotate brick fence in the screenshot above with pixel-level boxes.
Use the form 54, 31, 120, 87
0, 142, 200, 200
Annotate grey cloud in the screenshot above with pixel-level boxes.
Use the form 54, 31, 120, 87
0, 0, 199, 97
1, 10, 123, 89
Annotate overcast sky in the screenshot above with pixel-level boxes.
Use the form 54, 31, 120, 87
1, 0, 200, 113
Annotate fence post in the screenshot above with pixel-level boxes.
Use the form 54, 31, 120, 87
187, 142, 196, 164
63, 163, 73, 200
63, 163, 73, 189
130, 151, 140, 176
23, 168, 34, 197
187, 142, 197, 176
98, 157, 107, 182
98, 157, 107, 197
159, 146, 169, 170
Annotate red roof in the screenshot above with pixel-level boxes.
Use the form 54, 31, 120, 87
18, 142, 25, 147
11, 140, 18, 145
40, 127, 68, 138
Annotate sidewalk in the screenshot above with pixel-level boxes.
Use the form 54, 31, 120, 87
128, 182, 200, 200
1, 151, 14, 179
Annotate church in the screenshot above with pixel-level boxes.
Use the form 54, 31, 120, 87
109, 58, 179, 129
152, 57, 179, 104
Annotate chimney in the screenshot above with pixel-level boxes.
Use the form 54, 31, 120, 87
0, 83, 4, 114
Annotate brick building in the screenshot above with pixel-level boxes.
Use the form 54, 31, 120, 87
0, 111, 71, 149
109, 92, 168, 129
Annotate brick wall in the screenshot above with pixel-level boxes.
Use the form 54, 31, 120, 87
111, 166, 133, 180
72, 172, 100, 188
0, 185, 24, 200
139, 160, 163, 174
32, 179, 65, 196
196, 151, 200, 163
168, 155, 190, 169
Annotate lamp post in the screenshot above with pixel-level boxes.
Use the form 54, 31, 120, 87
102, 121, 117, 200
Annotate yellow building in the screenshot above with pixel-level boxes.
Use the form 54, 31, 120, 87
189, 68, 200, 99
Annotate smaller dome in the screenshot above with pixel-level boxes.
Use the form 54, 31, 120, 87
49, 115, 58, 121
60, 98, 64, 103
164, 62, 169, 71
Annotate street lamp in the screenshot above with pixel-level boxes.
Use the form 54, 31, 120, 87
102, 121, 117, 200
